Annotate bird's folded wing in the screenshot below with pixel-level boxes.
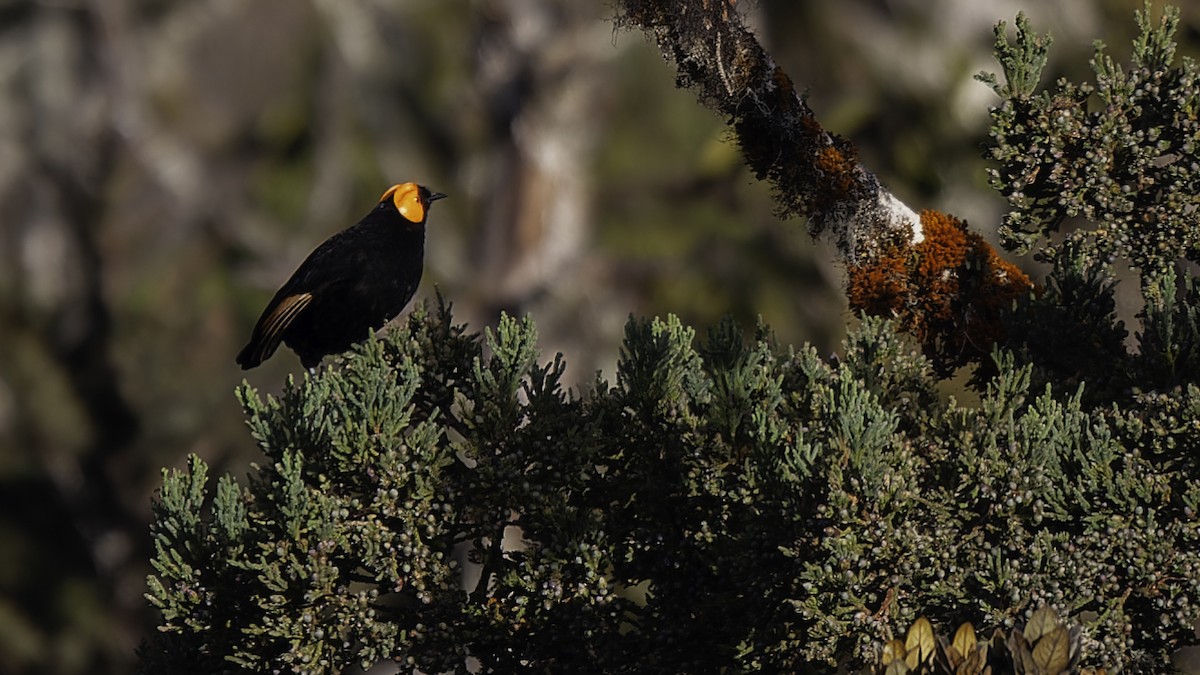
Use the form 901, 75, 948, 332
242, 292, 313, 367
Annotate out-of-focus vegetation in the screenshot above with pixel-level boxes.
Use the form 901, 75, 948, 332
1, 1, 1196, 673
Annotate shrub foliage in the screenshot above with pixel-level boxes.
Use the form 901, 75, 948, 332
141, 296, 1200, 673
141, 4, 1200, 673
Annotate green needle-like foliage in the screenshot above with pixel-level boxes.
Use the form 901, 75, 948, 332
141, 295, 1200, 673
978, 3, 1200, 274
141, 5, 1200, 673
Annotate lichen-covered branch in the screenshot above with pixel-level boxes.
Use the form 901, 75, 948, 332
615, 0, 1035, 374
614, 0, 923, 263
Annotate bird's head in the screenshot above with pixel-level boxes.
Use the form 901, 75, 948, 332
380, 182, 447, 224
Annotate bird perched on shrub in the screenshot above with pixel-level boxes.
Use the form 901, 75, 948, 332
237, 182, 446, 369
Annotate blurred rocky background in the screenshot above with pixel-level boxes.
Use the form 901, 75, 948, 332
0, 0, 1192, 672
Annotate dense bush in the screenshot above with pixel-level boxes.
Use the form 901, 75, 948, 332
141, 4, 1200, 673
140, 295, 1199, 673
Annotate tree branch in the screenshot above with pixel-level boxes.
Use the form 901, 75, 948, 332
614, 0, 923, 264
615, 0, 1035, 374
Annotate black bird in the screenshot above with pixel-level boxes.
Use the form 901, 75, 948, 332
237, 182, 446, 369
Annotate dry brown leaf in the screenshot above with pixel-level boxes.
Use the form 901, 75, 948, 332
960, 645, 988, 675
905, 616, 936, 667
1032, 626, 1071, 674
951, 622, 977, 662
882, 638, 907, 665
1024, 605, 1060, 643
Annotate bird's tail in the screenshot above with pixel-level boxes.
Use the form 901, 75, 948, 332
235, 341, 265, 370
235, 291, 313, 369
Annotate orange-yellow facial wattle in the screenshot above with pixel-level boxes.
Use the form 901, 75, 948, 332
379, 182, 426, 223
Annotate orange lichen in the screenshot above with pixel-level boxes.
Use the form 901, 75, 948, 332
846, 210, 1034, 374
846, 245, 909, 317
770, 65, 803, 115
815, 146, 858, 201
772, 65, 793, 94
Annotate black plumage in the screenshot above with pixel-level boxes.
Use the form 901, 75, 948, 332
237, 182, 446, 369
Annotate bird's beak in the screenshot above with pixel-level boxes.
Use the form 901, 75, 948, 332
429, 192, 448, 202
